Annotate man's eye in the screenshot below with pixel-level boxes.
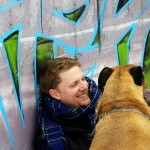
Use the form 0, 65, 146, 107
71, 82, 77, 87
82, 77, 85, 81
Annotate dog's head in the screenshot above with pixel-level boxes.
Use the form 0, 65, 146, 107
98, 64, 146, 93
96, 64, 147, 115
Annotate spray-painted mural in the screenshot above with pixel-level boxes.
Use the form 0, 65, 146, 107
0, 0, 150, 149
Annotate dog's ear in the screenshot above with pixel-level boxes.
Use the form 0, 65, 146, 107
129, 66, 144, 86
98, 67, 113, 92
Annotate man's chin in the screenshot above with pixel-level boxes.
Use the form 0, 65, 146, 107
80, 99, 91, 107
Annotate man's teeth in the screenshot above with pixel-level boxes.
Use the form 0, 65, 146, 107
79, 94, 86, 98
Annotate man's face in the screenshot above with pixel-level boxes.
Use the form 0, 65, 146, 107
56, 66, 91, 108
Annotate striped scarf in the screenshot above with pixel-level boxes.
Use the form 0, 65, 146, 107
33, 77, 101, 150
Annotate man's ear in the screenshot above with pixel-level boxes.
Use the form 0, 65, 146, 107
49, 89, 60, 100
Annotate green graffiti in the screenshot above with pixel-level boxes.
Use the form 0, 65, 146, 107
92, 31, 100, 45
63, 5, 85, 23
3, 31, 19, 97
143, 31, 150, 88
36, 37, 54, 83
117, 30, 131, 65
117, 0, 129, 13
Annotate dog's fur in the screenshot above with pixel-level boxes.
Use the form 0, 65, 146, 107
90, 64, 150, 150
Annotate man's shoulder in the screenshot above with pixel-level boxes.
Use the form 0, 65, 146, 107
85, 76, 97, 87
85, 76, 94, 82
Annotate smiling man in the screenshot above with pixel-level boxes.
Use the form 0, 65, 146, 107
33, 57, 101, 150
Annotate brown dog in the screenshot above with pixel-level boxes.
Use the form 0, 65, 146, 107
90, 64, 150, 150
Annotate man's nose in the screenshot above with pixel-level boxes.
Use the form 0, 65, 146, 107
79, 80, 87, 91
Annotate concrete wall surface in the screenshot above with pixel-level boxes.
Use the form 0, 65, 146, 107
0, 0, 150, 149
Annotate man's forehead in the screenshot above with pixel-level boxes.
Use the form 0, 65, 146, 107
59, 66, 84, 83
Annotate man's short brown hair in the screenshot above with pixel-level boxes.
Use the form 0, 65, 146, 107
39, 57, 81, 94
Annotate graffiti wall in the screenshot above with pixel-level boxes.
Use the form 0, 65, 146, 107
0, 0, 150, 149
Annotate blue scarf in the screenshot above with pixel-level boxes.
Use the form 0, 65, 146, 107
34, 77, 101, 150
